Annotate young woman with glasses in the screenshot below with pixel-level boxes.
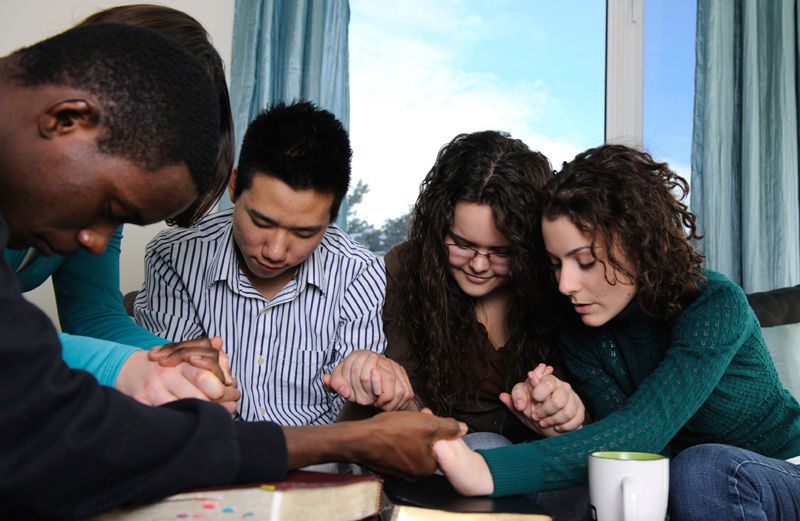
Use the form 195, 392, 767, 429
376, 131, 585, 445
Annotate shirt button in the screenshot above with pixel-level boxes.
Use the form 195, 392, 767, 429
256, 356, 265, 366
258, 407, 267, 417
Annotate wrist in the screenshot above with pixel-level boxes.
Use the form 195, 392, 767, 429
283, 421, 367, 469
114, 349, 147, 392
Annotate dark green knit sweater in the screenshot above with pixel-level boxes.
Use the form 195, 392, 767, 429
480, 270, 800, 496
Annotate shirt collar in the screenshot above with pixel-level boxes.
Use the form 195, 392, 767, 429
205, 222, 329, 297
294, 235, 326, 295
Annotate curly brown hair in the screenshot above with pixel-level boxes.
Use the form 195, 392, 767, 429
392, 131, 559, 415
543, 144, 705, 322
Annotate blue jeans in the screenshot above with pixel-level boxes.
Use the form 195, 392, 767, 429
669, 444, 800, 521
464, 432, 592, 521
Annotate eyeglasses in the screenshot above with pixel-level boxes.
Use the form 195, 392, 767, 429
444, 242, 512, 267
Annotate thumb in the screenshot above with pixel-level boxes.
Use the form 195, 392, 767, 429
499, 392, 515, 412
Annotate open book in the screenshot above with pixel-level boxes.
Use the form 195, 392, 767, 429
86, 470, 382, 521
380, 474, 551, 520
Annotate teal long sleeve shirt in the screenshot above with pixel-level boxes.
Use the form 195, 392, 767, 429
480, 270, 800, 496
5, 226, 168, 385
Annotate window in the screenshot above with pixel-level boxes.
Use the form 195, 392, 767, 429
347, 0, 606, 254
643, 0, 696, 183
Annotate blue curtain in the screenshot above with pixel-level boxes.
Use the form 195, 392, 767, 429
692, 0, 800, 292
226, 0, 350, 225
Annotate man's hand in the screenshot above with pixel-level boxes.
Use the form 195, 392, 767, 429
283, 410, 466, 478
116, 350, 240, 413
323, 350, 414, 411
433, 436, 494, 496
499, 363, 585, 437
148, 336, 232, 385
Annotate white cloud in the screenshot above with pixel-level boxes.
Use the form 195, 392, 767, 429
348, 1, 590, 225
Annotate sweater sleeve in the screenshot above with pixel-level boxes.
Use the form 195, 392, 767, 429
53, 226, 169, 348
59, 332, 140, 386
0, 223, 286, 520
480, 276, 755, 496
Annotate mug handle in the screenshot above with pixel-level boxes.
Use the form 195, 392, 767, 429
622, 476, 638, 521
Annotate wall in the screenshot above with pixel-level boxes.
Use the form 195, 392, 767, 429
0, 0, 234, 328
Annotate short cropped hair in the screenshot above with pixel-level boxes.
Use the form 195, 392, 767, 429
79, 5, 234, 227
8, 23, 220, 195
235, 101, 351, 222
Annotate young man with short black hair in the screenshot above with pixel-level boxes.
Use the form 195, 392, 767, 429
136, 101, 412, 424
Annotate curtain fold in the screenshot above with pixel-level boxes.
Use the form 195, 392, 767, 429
227, 0, 350, 224
692, 0, 800, 292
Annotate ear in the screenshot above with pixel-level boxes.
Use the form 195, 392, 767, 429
38, 98, 100, 139
228, 167, 238, 203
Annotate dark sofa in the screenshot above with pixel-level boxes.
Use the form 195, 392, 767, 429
748, 284, 800, 401
748, 285, 800, 327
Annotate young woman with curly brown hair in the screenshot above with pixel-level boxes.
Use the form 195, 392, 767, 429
377, 130, 584, 444
434, 144, 800, 521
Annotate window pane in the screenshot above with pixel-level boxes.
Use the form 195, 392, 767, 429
643, 0, 696, 184
348, 0, 606, 253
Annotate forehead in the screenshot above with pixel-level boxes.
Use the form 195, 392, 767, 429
240, 173, 333, 225
451, 201, 508, 245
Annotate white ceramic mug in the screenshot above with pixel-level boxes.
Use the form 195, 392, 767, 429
589, 451, 669, 521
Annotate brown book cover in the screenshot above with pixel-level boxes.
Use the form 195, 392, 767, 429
85, 470, 382, 521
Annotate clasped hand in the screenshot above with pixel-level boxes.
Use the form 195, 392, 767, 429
499, 363, 585, 436
323, 350, 415, 411
116, 336, 240, 413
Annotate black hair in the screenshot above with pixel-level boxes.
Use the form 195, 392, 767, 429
235, 100, 351, 222
9, 23, 219, 195
79, 5, 234, 227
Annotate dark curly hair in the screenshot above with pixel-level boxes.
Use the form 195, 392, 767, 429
543, 144, 705, 322
392, 130, 558, 415
235, 100, 351, 222
78, 5, 233, 227
8, 23, 220, 202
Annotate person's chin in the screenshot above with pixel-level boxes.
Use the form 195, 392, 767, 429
35, 237, 76, 256
579, 313, 610, 328
251, 261, 287, 278
456, 277, 498, 297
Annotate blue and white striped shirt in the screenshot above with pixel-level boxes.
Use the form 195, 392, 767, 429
134, 209, 387, 425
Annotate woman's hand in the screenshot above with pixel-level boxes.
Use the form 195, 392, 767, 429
117, 336, 239, 413
432, 431, 495, 496
500, 363, 585, 437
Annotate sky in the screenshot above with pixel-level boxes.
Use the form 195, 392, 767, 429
348, 0, 606, 226
347, 0, 697, 227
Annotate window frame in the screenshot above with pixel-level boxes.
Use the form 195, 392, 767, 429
606, 0, 644, 147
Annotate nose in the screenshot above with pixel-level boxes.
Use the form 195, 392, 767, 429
557, 263, 580, 296
77, 222, 118, 255
263, 229, 288, 262
468, 252, 491, 273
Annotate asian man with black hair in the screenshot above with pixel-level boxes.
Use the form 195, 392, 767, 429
136, 100, 414, 424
